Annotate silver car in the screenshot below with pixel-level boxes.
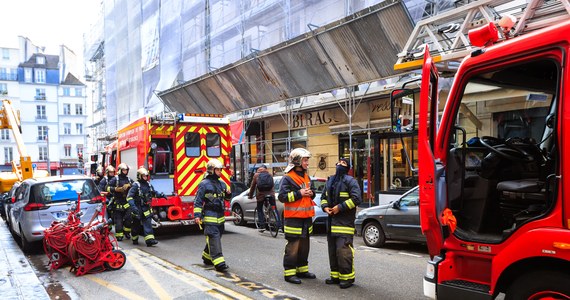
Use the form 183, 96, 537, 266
230, 176, 327, 226
355, 186, 423, 248
8, 175, 104, 252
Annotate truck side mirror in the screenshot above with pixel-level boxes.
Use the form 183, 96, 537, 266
390, 88, 416, 133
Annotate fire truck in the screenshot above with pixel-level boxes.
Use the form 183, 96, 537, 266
390, 1, 570, 299
110, 112, 233, 227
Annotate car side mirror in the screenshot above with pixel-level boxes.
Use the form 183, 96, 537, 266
392, 201, 400, 209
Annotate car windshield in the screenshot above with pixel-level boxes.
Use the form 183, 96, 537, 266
31, 179, 99, 203
312, 179, 326, 194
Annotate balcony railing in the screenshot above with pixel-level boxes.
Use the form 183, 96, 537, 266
0, 74, 17, 81
35, 95, 46, 100
35, 116, 47, 121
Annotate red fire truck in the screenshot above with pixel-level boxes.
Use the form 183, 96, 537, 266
109, 112, 233, 227
392, 11, 570, 300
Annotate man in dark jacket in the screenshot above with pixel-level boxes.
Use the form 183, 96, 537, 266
248, 165, 280, 232
194, 159, 232, 272
99, 165, 116, 225
127, 167, 160, 246
107, 163, 134, 241
321, 157, 362, 289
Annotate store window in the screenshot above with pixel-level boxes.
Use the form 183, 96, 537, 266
272, 129, 307, 166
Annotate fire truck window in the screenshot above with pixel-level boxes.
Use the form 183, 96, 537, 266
206, 133, 221, 157
185, 132, 200, 157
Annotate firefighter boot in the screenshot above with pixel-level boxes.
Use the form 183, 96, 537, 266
284, 276, 302, 284
146, 239, 158, 247
325, 278, 340, 285
339, 279, 354, 289
215, 263, 229, 272
132, 238, 139, 245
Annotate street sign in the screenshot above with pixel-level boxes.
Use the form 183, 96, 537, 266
32, 163, 37, 169
363, 180, 368, 193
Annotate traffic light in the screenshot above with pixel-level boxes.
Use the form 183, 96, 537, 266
78, 153, 84, 166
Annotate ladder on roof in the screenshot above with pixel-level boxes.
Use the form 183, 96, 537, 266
394, 0, 570, 72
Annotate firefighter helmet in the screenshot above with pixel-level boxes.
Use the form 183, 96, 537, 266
117, 163, 129, 174
289, 148, 312, 166
105, 165, 116, 175
137, 167, 149, 181
96, 166, 104, 177
206, 159, 223, 174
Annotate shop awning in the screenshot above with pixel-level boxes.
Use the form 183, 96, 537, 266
157, 1, 414, 115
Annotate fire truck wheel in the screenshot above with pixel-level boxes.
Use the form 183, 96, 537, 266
104, 249, 127, 270
505, 270, 570, 300
232, 204, 246, 226
363, 222, 386, 248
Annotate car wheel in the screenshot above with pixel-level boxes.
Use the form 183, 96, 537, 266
232, 204, 246, 226
20, 225, 33, 253
363, 222, 386, 248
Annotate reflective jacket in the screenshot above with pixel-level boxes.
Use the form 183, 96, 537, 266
127, 180, 157, 219
321, 174, 361, 236
107, 174, 134, 209
278, 169, 315, 219
194, 174, 230, 225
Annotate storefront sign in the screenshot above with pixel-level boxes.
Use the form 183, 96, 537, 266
318, 155, 327, 170
292, 111, 339, 129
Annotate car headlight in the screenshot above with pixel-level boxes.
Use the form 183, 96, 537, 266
356, 211, 365, 219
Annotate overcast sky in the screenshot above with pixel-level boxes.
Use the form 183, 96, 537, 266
1, 0, 100, 60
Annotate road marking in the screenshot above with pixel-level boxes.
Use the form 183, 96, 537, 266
128, 253, 173, 300
398, 252, 422, 258
129, 248, 251, 300
85, 276, 146, 300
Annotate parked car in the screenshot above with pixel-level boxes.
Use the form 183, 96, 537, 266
355, 186, 423, 248
3, 181, 21, 227
230, 181, 248, 199
230, 176, 327, 227
8, 175, 105, 252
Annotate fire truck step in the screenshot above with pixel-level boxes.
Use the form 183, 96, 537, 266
439, 280, 492, 300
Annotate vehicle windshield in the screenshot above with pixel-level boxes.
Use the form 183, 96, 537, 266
312, 179, 326, 194
31, 179, 99, 203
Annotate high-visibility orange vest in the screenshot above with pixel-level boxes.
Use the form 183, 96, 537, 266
283, 171, 315, 218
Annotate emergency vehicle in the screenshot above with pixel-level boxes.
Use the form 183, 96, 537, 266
391, 1, 570, 298
108, 112, 233, 227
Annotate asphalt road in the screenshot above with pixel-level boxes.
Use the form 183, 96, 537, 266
26, 223, 431, 300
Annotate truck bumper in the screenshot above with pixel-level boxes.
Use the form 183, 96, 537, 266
154, 216, 236, 228
423, 278, 436, 299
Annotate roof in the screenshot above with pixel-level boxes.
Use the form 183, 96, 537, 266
62, 73, 85, 86
157, 1, 413, 115
19, 54, 59, 69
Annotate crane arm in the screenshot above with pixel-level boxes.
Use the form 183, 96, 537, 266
0, 99, 33, 181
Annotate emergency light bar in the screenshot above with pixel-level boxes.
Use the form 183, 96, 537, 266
176, 113, 229, 124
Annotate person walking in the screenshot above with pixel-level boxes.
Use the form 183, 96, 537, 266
126, 167, 160, 246
194, 159, 231, 272
248, 165, 280, 232
278, 148, 316, 284
107, 163, 134, 241
321, 158, 361, 289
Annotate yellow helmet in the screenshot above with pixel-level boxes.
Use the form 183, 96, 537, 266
105, 165, 116, 175
137, 167, 149, 181
206, 159, 223, 174
289, 148, 311, 166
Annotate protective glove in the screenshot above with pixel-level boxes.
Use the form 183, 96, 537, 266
114, 186, 124, 193
131, 209, 141, 219
122, 183, 131, 190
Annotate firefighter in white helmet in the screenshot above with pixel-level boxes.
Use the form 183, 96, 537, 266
278, 148, 316, 284
126, 167, 162, 246
108, 163, 134, 241
194, 159, 232, 272
99, 165, 116, 225
94, 165, 105, 186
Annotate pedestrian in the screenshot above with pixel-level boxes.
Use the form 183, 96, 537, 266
107, 163, 134, 241
126, 167, 160, 246
93, 166, 104, 186
194, 159, 231, 272
99, 165, 116, 225
321, 158, 361, 289
278, 148, 316, 284
248, 164, 280, 232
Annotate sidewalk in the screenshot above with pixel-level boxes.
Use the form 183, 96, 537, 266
0, 220, 50, 299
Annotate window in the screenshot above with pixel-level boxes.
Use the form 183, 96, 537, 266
39, 146, 48, 161
75, 88, 82, 96
64, 144, 71, 157
63, 103, 71, 115
206, 133, 221, 157
24, 68, 32, 83
36, 105, 46, 120
76, 123, 83, 135
2, 48, 9, 60
36, 56, 45, 64
63, 87, 70, 96
64, 123, 71, 135
0, 83, 6, 95
272, 129, 307, 165
35, 68, 46, 83
75, 104, 83, 115
38, 126, 48, 141
0, 129, 9, 141
4, 147, 13, 164
35, 88, 46, 100
76, 144, 83, 156
184, 132, 200, 157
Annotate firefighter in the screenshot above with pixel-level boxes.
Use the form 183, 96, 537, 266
194, 159, 231, 272
107, 163, 134, 241
127, 167, 160, 246
99, 165, 116, 225
278, 148, 316, 284
94, 166, 105, 186
321, 158, 361, 289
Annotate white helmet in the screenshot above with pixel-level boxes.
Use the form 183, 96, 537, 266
117, 163, 129, 173
289, 148, 311, 166
137, 167, 149, 181
206, 159, 223, 174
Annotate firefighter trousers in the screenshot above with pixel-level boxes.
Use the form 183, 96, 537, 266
113, 208, 132, 239
131, 215, 155, 243
202, 224, 226, 269
327, 234, 355, 282
283, 217, 312, 278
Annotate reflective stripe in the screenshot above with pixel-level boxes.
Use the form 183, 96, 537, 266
309, 225, 313, 234
143, 210, 151, 217
339, 271, 355, 280
126, 197, 133, 201
287, 191, 295, 203
205, 193, 220, 198
345, 199, 355, 209
339, 192, 349, 197
331, 225, 355, 235
124, 203, 130, 209
284, 226, 302, 235
296, 265, 309, 273
321, 199, 328, 205
203, 216, 225, 224
124, 227, 131, 233
194, 207, 202, 213
213, 257, 225, 265
202, 251, 212, 260
284, 269, 297, 277
115, 232, 124, 238
144, 234, 155, 241
284, 206, 313, 212
330, 271, 340, 279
